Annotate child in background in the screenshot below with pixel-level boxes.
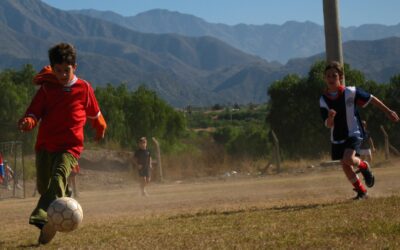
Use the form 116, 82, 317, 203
19, 42, 107, 244
134, 137, 152, 196
0, 153, 4, 185
319, 61, 398, 200
67, 164, 80, 198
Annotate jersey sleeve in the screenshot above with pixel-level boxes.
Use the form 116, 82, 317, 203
85, 82, 101, 119
355, 87, 372, 108
319, 96, 329, 125
25, 86, 46, 121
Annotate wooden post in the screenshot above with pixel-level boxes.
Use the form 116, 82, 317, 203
270, 130, 281, 173
151, 137, 163, 182
323, 0, 345, 85
380, 125, 390, 160
389, 144, 400, 156
21, 141, 26, 199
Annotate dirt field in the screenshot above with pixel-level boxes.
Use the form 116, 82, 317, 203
1, 160, 400, 247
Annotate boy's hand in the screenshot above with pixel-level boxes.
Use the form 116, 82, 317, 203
328, 109, 336, 118
386, 110, 399, 122
91, 114, 107, 141
18, 117, 37, 131
325, 109, 336, 128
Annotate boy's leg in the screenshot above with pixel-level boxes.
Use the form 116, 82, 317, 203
138, 167, 150, 196
342, 162, 367, 198
333, 141, 367, 199
343, 150, 374, 188
342, 148, 368, 199
342, 138, 375, 188
139, 177, 146, 196
30, 151, 77, 228
144, 167, 152, 195
29, 150, 53, 228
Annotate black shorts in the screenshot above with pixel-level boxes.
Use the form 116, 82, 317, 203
138, 166, 151, 177
331, 136, 362, 160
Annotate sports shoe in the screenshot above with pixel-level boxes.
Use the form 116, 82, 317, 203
357, 161, 375, 188
29, 208, 47, 230
352, 188, 368, 200
38, 222, 57, 245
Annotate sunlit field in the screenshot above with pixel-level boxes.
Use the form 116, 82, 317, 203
1, 158, 400, 249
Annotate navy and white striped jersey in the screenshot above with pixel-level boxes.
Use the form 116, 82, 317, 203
319, 86, 372, 144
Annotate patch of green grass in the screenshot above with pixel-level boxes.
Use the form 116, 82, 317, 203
3, 196, 400, 249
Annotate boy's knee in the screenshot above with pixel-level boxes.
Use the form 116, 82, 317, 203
341, 157, 355, 167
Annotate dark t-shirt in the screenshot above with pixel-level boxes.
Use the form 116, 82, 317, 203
134, 149, 151, 168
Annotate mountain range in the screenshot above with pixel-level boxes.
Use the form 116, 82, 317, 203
1, 0, 400, 107
72, 8, 400, 63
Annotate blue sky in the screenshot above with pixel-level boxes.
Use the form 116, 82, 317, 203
41, 0, 400, 27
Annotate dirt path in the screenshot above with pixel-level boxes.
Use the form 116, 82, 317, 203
1, 162, 400, 236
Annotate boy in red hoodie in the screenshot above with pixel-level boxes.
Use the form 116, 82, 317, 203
19, 43, 107, 244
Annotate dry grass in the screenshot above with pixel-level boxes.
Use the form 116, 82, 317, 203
2, 196, 400, 249
3, 150, 399, 249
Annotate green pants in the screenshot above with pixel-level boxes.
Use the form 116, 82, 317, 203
29, 150, 77, 228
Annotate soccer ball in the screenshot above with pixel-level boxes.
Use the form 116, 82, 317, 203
47, 197, 83, 232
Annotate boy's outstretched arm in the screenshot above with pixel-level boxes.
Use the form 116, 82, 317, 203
90, 113, 107, 141
370, 96, 399, 122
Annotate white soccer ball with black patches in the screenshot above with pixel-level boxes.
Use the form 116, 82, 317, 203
47, 197, 83, 232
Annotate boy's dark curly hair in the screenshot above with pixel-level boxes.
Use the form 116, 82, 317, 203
48, 43, 76, 67
324, 61, 343, 76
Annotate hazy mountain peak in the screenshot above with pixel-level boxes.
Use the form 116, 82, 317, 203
1, 1, 400, 106
135, 8, 193, 17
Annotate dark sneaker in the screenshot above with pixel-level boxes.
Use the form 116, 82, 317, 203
358, 161, 375, 188
29, 208, 47, 230
38, 222, 57, 245
29, 220, 45, 230
352, 188, 368, 200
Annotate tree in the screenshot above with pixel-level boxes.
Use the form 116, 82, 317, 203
93, 84, 131, 146
95, 84, 186, 148
0, 65, 37, 150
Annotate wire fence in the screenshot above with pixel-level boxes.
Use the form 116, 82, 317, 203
0, 141, 25, 199
0, 120, 27, 199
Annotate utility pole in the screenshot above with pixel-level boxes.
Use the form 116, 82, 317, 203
323, 0, 344, 73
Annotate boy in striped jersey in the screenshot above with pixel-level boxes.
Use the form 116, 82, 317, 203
320, 61, 398, 200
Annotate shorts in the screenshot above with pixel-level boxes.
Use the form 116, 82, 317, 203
331, 136, 362, 160
138, 165, 151, 177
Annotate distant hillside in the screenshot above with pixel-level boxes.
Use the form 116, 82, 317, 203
73, 9, 400, 63
0, 0, 282, 107
285, 37, 400, 83
1, 1, 400, 107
